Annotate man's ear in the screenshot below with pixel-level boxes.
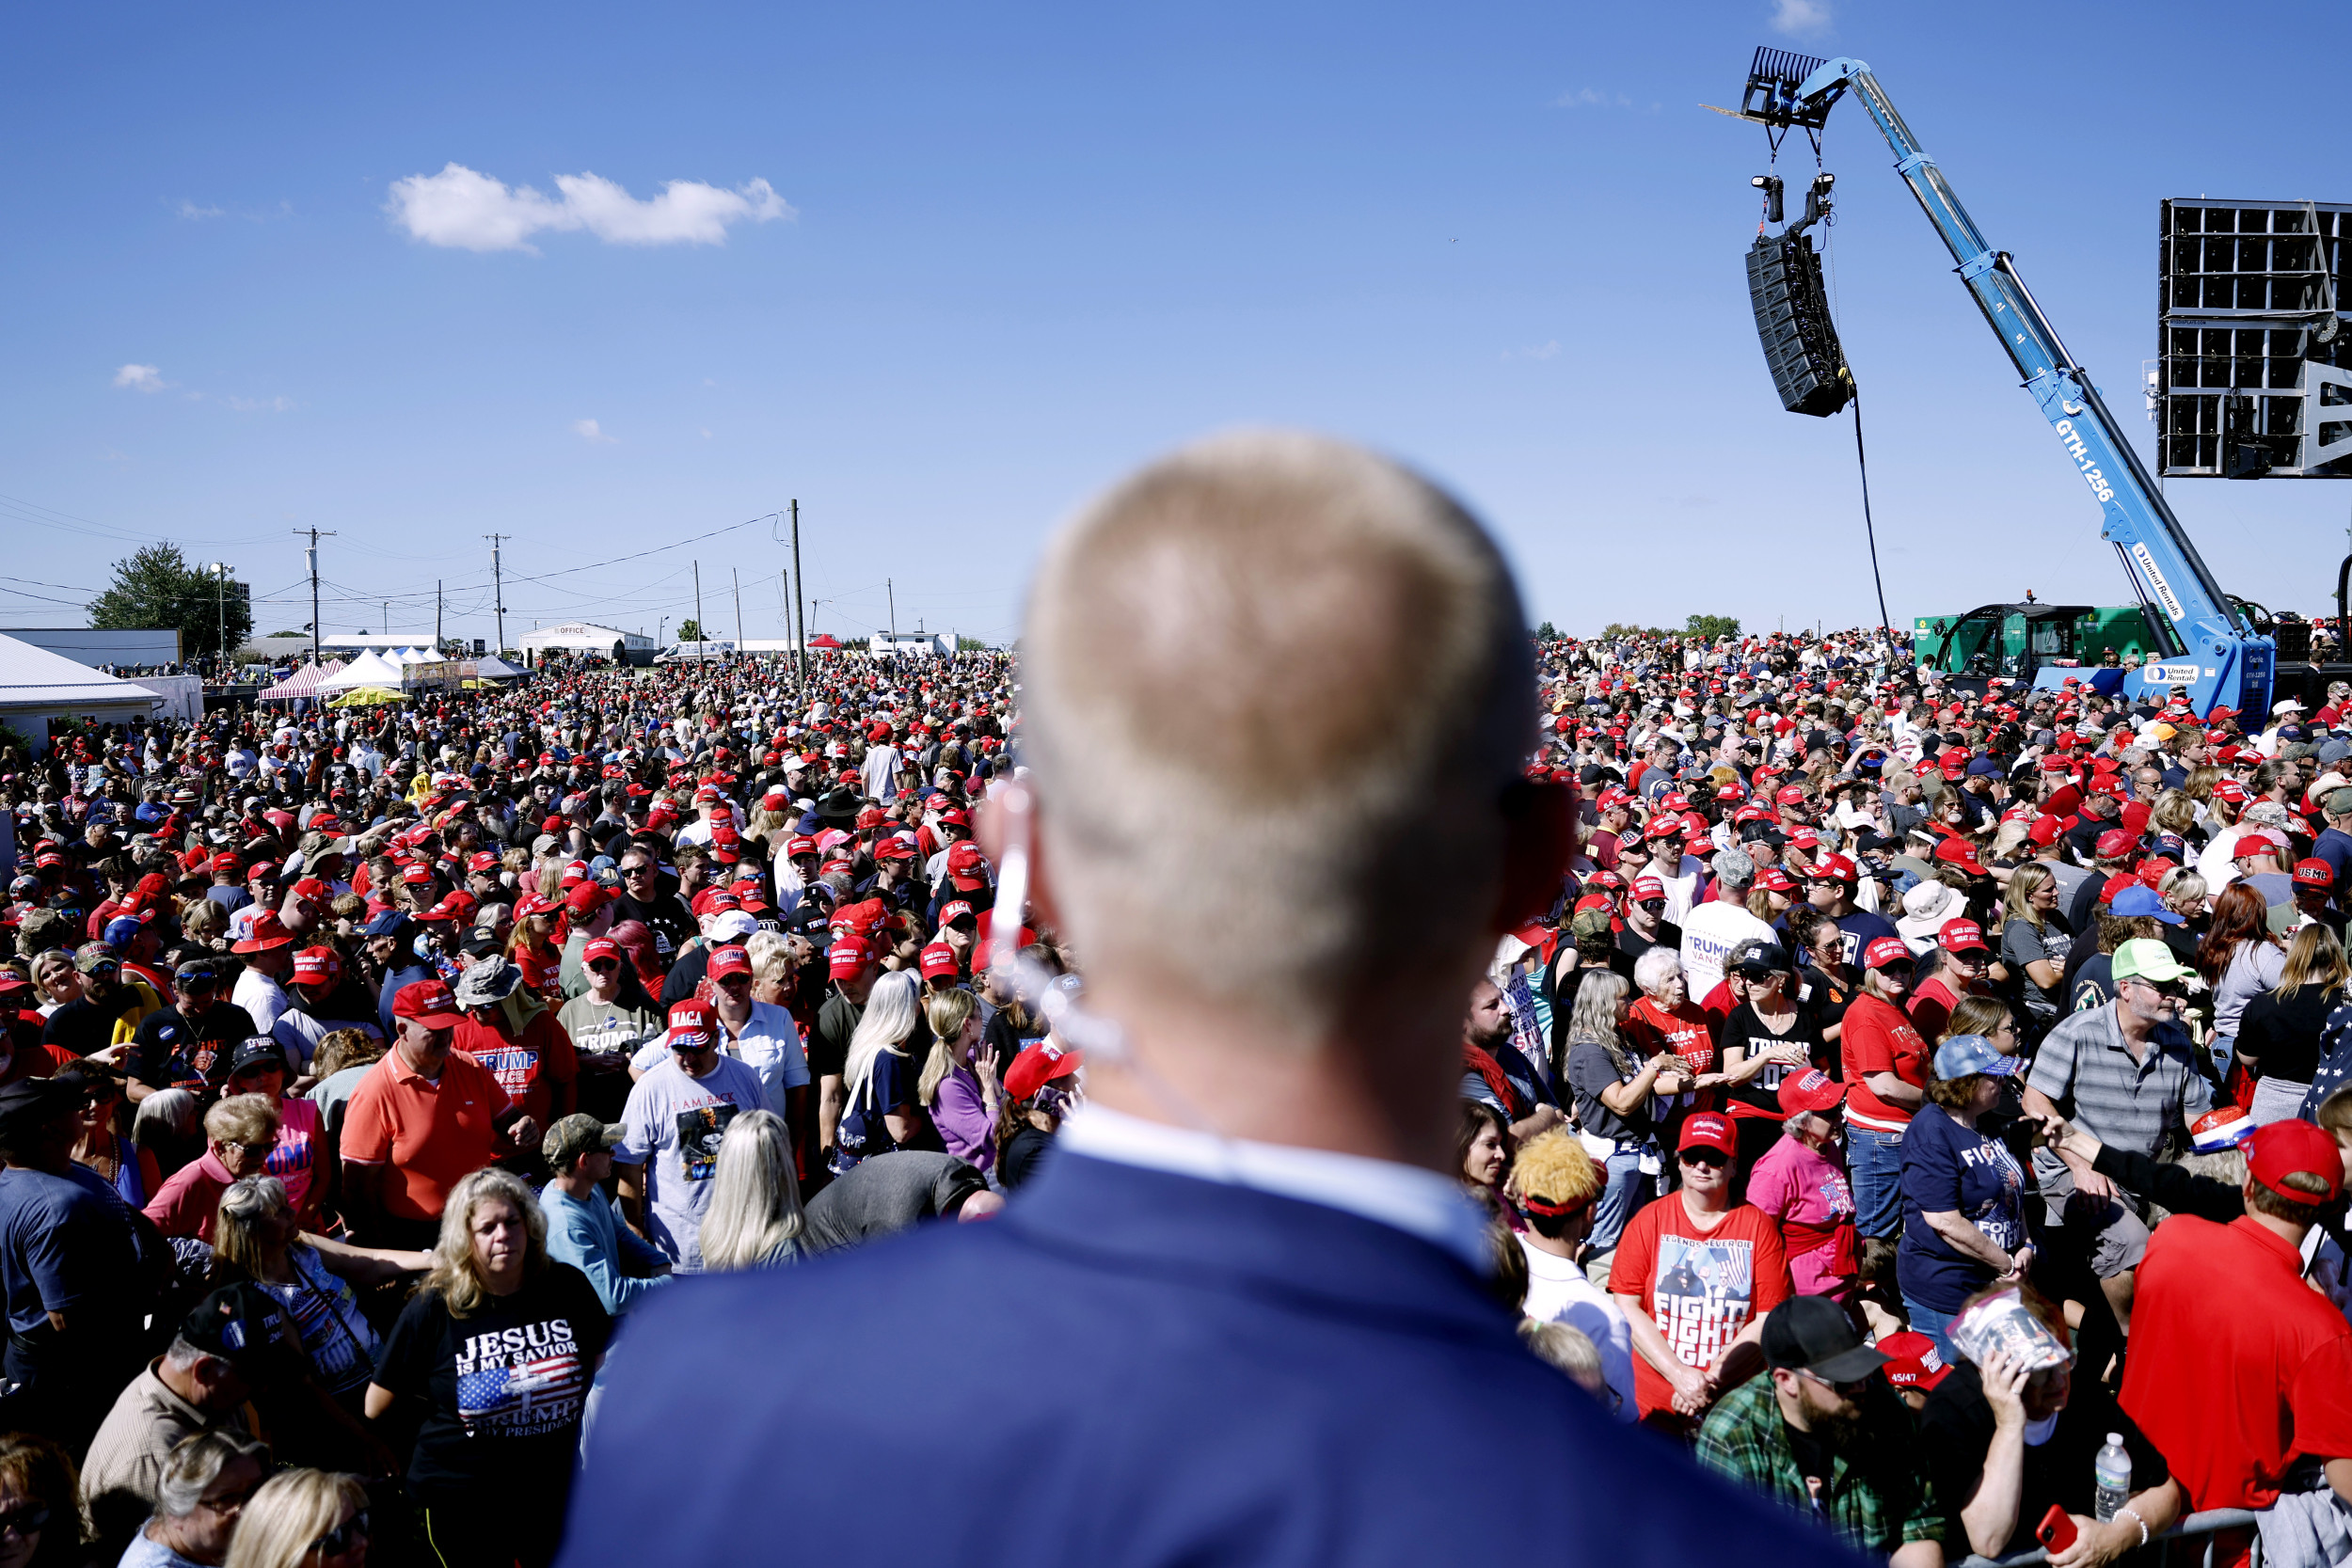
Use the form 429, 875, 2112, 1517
1491, 781, 1573, 932
976, 785, 1063, 935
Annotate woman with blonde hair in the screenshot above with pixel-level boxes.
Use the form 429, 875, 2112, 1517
364, 1168, 609, 1568
209, 1176, 429, 1407
2236, 922, 2350, 1124
697, 1109, 803, 1272
915, 989, 1000, 1172
220, 1468, 368, 1568
832, 969, 931, 1173
1996, 862, 2066, 1030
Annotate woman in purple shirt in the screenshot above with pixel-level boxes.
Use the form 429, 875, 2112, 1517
918, 990, 1001, 1174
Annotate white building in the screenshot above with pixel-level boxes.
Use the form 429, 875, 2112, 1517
517, 623, 657, 665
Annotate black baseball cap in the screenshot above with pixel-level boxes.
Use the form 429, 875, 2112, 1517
223, 1037, 290, 1079
1763, 1295, 1889, 1382
179, 1283, 294, 1370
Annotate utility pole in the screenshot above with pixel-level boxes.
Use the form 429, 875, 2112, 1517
207, 563, 228, 667
693, 560, 705, 667
293, 527, 337, 668
732, 567, 744, 649
485, 534, 509, 658
436, 581, 443, 653
886, 578, 896, 670
789, 500, 807, 687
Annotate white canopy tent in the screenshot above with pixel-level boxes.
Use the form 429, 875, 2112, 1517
315, 649, 407, 692
0, 632, 166, 752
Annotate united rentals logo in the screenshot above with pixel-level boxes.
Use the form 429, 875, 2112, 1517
2130, 543, 2187, 623
2052, 420, 2117, 503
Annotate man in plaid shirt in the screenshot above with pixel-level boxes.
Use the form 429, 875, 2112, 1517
1697, 1297, 1947, 1566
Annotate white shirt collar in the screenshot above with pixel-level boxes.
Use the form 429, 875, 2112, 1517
1059, 1103, 1491, 1272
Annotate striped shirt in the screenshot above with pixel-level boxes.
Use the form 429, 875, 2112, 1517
2026, 1002, 2211, 1196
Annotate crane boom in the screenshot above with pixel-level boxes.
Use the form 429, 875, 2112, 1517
1746, 52, 2273, 718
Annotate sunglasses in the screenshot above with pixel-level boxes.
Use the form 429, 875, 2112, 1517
310, 1511, 370, 1557
714, 973, 753, 988
621, 864, 657, 878
1800, 1368, 1875, 1398
2127, 977, 2187, 1000
1678, 1148, 1729, 1169
587, 959, 620, 974
0, 1505, 50, 1538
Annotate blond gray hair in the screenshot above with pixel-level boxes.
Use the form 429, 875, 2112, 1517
222, 1469, 365, 1568
696, 1109, 803, 1271
1019, 431, 1534, 1033
425, 1167, 547, 1317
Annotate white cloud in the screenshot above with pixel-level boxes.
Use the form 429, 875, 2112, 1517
574, 419, 616, 444
700, 428, 713, 439
227, 395, 294, 413
1554, 87, 1634, 109
386, 163, 795, 253
173, 199, 225, 220
1772, 0, 1831, 35
113, 364, 166, 392
1503, 341, 1562, 361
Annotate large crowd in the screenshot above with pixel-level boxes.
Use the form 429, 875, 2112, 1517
0, 518, 2348, 1568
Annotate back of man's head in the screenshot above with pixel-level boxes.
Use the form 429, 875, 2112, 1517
1022, 432, 1534, 1033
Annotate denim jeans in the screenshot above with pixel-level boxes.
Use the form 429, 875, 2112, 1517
1847, 1125, 1906, 1242
1587, 1148, 1655, 1258
1901, 1300, 1959, 1366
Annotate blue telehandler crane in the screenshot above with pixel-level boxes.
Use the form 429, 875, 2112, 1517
1734, 49, 2275, 719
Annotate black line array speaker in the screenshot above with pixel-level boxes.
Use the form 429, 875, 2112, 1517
1747, 230, 1851, 417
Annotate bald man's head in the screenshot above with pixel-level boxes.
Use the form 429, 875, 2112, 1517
1022, 431, 1534, 1034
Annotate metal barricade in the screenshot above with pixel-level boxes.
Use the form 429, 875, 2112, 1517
1961, 1509, 2261, 1568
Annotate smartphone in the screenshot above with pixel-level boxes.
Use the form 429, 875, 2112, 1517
2036, 1505, 2078, 1555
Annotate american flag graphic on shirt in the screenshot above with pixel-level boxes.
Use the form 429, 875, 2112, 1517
453, 1321, 587, 1437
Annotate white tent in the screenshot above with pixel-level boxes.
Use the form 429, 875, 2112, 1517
473, 656, 527, 680
0, 632, 166, 752
316, 649, 407, 692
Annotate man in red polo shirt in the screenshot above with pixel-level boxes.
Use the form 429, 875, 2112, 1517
339, 977, 542, 1247
2121, 1120, 2352, 1561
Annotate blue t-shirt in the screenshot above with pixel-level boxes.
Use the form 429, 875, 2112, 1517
837, 1049, 919, 1166
1896, 1103, 2027, 1312
0, 1164, 145, 1336
1830, 909, 1900, 969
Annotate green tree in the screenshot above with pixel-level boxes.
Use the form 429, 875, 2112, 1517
1685, 613, 1740, 641
675, 619, 704, 642
956, 635, 990, 651
1533, 621, 1561, 641
88, 542, 250, 660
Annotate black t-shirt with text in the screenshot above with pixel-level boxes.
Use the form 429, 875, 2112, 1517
126, 1001, 261, 1090
372, 1261, 611, 1503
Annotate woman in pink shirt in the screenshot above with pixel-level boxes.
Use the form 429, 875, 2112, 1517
1745, 1069, 1859, 1303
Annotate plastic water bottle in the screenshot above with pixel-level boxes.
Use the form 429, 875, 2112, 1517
2093, 1433, 2132, 1522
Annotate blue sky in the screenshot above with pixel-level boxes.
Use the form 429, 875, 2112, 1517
6, 0, 2349, 648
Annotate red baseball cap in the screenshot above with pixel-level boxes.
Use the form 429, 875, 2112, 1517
1938, 918, 1990, 954
2094, 828, 2139, 860
1934, 839, 1989, 877
1814, 852, 1858, 883
2213, 779, 2249, 803
1004, 1042, 1081, 1102
402, 864, 436, 885
1756, 868, 1797, 895
918, 942, 959, 980
707, 945, 753, 980
582, 937, 622, 965
564, 881, 612, 916
2295, 858, 2336, 889
1876, 1331, 1953, 1392
828, 933, 874, 978
231, 911, 295, 953
1776, 1069, 1847, 1117
666, 997, 716, 1050
2245, 1118, 2344, 1204
392, 978, 465, 1027
1677, 1112, 1737, 1158
1863, 935, 1914, 971
291, 945, 335, 985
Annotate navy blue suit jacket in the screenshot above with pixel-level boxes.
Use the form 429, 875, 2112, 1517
564, 1150, 1853, 1566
